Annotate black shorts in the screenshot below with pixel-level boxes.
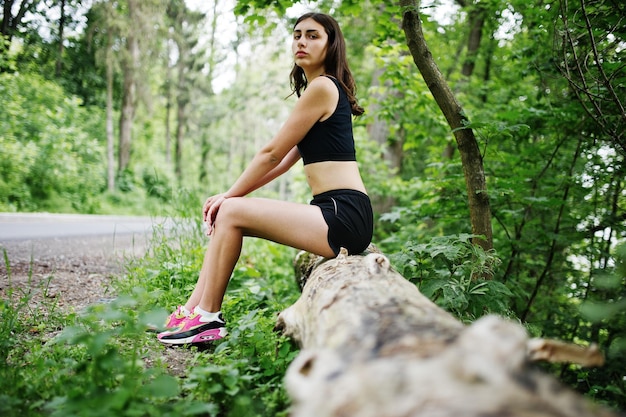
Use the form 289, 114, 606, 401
310, 189, 374, 256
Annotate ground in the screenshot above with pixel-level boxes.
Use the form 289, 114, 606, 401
0, 234, 191, 376
0, 235, 146, 311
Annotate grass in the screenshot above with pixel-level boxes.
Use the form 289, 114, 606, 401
0, 204, 302, 417
3, 201, 625, 415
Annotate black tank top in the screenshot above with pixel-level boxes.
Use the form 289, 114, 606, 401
297, 76, 356, 165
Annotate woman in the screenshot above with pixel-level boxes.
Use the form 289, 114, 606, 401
158, 12, 373, 345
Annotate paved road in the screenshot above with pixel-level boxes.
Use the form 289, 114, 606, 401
0, 212, 168, 241
0, 212, 175, 268
0, 213, 173, 312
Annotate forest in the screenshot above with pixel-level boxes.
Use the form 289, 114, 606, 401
1, 0, 625, 416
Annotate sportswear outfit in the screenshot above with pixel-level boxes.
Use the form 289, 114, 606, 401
158, 75, 373, 345
298, 76, 374, 256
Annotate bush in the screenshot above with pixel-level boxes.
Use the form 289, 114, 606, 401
390, 233, 511, 321
0, 72, 105, 212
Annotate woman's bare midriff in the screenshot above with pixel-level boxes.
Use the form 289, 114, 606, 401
304, 161, 367, 196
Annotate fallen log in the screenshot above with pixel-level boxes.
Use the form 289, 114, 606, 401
276, 249, 619, 417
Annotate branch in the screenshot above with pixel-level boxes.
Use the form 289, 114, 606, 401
579, 0, 626, 125
527, 338, 605, 367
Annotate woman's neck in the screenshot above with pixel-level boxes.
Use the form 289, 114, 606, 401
304, 68, 326, 81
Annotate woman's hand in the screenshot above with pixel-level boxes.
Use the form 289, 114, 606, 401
202, 193, 228, 235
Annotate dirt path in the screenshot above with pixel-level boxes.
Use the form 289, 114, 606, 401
1, 234, 196, 376
0, 234, 148, 312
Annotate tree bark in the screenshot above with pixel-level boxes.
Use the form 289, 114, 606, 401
174, 82, 186, 180
1, 0, 40, 69
105, 30, 115, 191
1, 0, 38, 42
461, 2, 485, 78
367, 65, 404, 214
198, 0, 219, 183
276, 250, 614, 417
54, 0, 66, 77
164, 41, 172, 164
399, 0, 493, 253
118, 0, 139, 174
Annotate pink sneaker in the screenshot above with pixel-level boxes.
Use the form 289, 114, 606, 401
157, 312, 227, 345
165, 306, 190, 329
147, 305, 189, 332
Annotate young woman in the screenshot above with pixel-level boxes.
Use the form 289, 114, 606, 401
158, 12, 373, 345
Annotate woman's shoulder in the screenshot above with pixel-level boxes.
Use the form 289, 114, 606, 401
308, 75, 338, 89
302, 76, 339, 101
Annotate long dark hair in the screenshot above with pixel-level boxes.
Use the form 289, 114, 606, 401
289, 13, 364, 116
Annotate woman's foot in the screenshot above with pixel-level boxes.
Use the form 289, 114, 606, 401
157, 311, 227, 345
147, 305, 190, 332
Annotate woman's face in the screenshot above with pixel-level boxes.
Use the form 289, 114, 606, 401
292, 18, 328, 72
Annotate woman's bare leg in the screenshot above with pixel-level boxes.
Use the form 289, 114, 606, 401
183, 197, 335, 313
183, 252, 211, 311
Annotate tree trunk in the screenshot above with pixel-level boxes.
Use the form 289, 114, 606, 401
118, 0, 139, 174
173, 13, 188, 182
399, 0, 493, 253
174, 86, 186, 181
199, 0, 219, 183
461, 2, 485, 78
1, 0, 38, 42
164, 41, 172, 164
105, 30, 115, 191
1, 0, 40, 68
54, 0, 66, 77
276, 250, 612, 417
367, 65, 404, 214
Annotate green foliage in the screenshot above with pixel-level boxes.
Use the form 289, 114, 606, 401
390, 233, 510, 321
0, 209, 300, 416
0, 36, 17, 72
0, 72, 105, 213
42, 294, 200, 417
234, 0, 296, 17
182, 310, 297, 416
2, 0, 625, 412
108, 194, 299, 416
569, 242, 626, 408
363, 2, 623, 408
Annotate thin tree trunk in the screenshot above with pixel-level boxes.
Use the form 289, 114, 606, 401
1, 0, 40, 67
174, 81, 185, 181
54, 0, 66, 77
118, 0, 139, 174
367, 66, 403, 214
0, 0, 13, 39
461, 3, 485, 77
106, 30, 115, 191
165, 41, 172, 164
199, 0, 219, 183
118, 63, 135, 173
399, 0, 493, 253
1, 0, 38, 42
480, 34, 497, 103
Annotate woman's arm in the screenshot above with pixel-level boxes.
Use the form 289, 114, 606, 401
202, 147, 301, 233
240, 146, 301, 195
223, 76, 337, 199
203, 77, 338, 230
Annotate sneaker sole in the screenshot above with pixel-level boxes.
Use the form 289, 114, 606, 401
158, 327, 227, 345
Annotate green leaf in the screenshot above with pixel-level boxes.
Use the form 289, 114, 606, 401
140, 374, 180, 398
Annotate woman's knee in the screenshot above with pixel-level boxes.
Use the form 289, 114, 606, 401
214, 197, 246, 228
